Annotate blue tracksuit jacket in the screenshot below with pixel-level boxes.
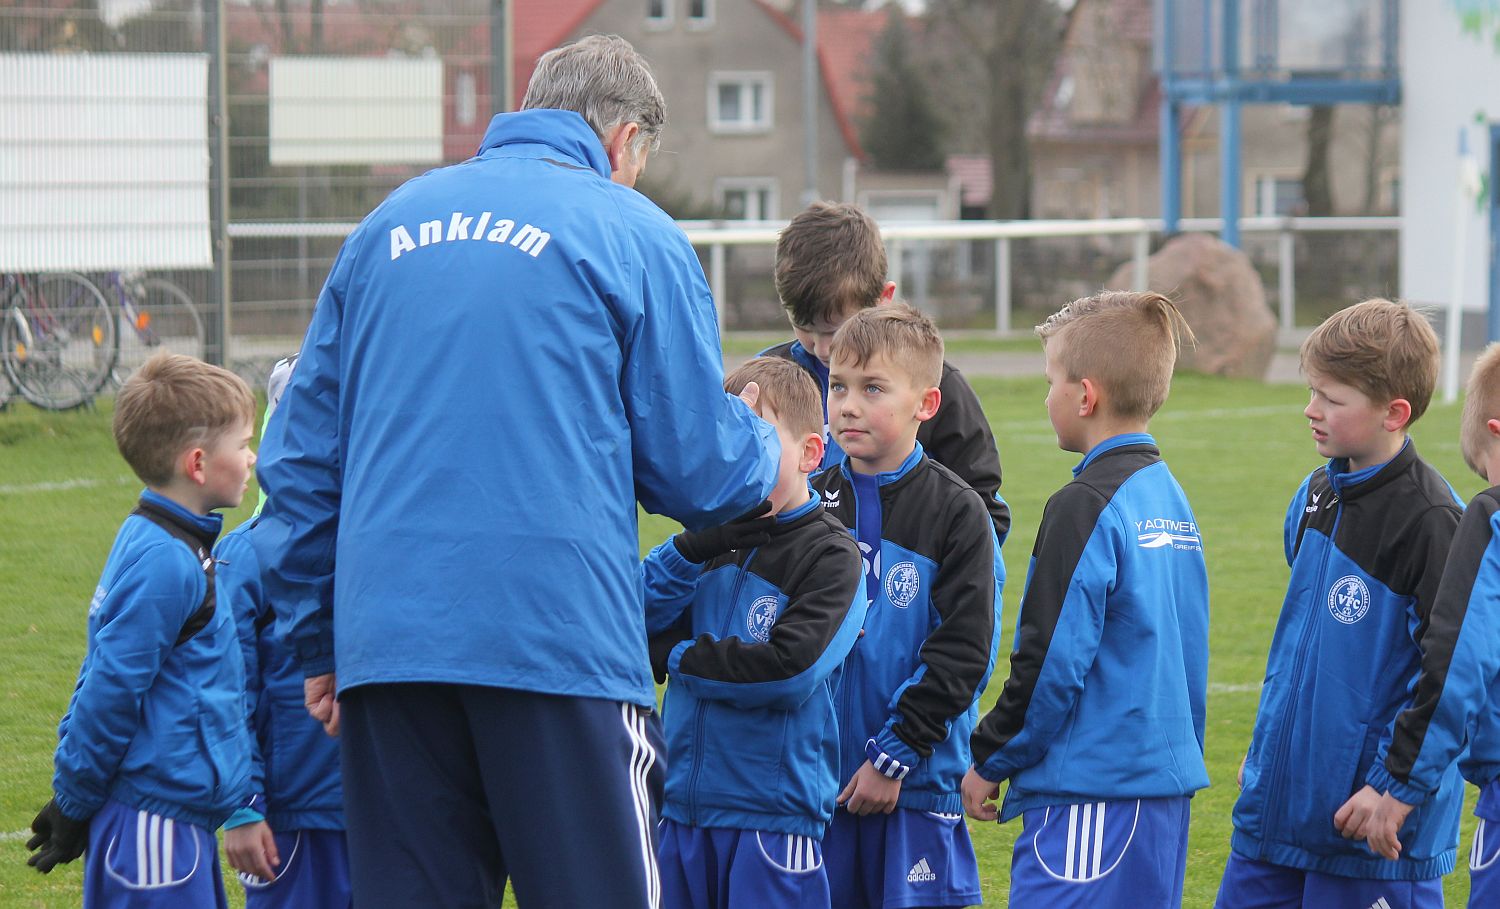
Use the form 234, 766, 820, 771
216, 519, 343, 833
644, 494, 868, 838
970, 434, 1210, 821
1231, 442, 1465, 880
53, 490, 252, 829
254, 109, 778, 707
811, 446, 1005, 814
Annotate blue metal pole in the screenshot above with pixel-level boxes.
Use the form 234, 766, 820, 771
1220, 0, 1242, 247
1162, 100, 1181, 233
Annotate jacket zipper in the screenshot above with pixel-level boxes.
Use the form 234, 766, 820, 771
688, 547, 756, 823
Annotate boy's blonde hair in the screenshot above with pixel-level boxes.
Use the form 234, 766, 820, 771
1462, 343, 1500, 478
724, 357, 823, 440
1300, 298, 1439, 426
1036, 291, 1193, 420
775, 202, 887, 328
113, 352, 256, 486
828, 302, 943, 390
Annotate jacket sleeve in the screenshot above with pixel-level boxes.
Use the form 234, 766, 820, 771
971, 483, 1116, 783
1369, 498, 1481, 804
621, 221, 779, 532
254, 228, 360, 678
869, 489, 1000, 780
668, 533, 866, 711
214, 531, 268, 817
642, 538, 702, 635
53, 544, 203, 821
919, 366, 1010, 544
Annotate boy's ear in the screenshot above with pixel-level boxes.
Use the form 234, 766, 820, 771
1383, 398, 1413, 433
915, 386, 941, 422
878, 282, 897, 304
1078, 378, 1100, 418
1488, 418, 1500, 440
181, 446, 208, 487
799, 432, 825, 474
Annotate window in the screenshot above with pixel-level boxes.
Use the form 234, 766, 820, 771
1255, 176, 1304, 216
646, 0, 671, 28
687, 0, 713, 28
716, 179, 778, 220
709, 72, 772, 133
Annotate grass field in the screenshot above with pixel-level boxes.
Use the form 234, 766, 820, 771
0, 367, 1489, 907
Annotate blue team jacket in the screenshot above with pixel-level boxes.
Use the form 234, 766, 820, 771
969, 435, 1210, 821
1232, 443, 1465, 880
254, 109, 778, 707
53, 490, 252, 829
644, 495, 868, 837
216, 520, 343, 833
811, 446, 1005, 815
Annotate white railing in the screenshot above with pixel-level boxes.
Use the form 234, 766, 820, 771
228, 214, 1400, 338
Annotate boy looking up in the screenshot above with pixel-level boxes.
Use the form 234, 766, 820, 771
765, 201, 1010, 542
812, 304, 1004, 909
961, 291, 1208, 908
218, 355, 352, 908
644, 357, 867, 909
26, 352, 256, 908
1217, 299, 1464, 909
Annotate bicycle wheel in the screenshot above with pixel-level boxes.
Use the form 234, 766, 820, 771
115, 277, 205, 380
2, 272, 116, 410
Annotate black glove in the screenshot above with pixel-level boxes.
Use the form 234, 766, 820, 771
673, 500, 776, 564
649, 630, 689, 685
26, 799, 89, 873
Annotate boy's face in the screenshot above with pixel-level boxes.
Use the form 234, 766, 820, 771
759, 404, 823, 514
1043, 337, 1088, 453
828, 351, 939, 474
792, 303, 866, 368
1303, 371, 1404, 470
200, 417, 257, 511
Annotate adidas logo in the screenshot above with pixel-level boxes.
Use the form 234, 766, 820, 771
907, 857, 936, 884
1368, 899, 1392, 909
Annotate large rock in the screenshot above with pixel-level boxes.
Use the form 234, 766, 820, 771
1107, 232, 1277, 380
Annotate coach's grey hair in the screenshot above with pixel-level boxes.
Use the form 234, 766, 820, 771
521, 35, 666, 157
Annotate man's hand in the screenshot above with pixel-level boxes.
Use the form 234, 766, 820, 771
225, 821, 280, 881
961, 767, 1001, 821
737, 381, 761, 410
672, 500, 776, 564
1334, 785, 1414, 861
26, 799, 89, 873
1238, 753, 1247, 789
838, 761, 902, 816
305, 673, 340, 737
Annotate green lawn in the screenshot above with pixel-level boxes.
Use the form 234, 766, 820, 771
0, 371, 1488, 906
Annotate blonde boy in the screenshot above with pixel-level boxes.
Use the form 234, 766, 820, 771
644, 357, 867, 909
810, 304, 1003, 909
963, 291, 1208, 908
1218, 300, 1464, 909
27, 353, 256, 908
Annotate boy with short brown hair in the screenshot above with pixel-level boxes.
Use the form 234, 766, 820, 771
962, 290, 1207, 908
811, 304, 1003, 909
1217, 299, 1465, 909
765, 201, 1010, 542
27, 352, 257, 908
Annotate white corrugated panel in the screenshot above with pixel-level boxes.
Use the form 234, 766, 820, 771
269, 56, 443, 166
0, 53, 212, 272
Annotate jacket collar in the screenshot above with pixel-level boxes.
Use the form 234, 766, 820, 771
770, 488, 824, 534
1073, 433, 1157, 477
839, 442, 925, 488
1326, 437, 1415, 499
138, 489, 223, 545
477, 109, 611, 178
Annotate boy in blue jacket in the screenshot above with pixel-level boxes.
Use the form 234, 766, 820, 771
961, 291, 1208, 908
1217, 299, 1464, 909
26, 352, 257, 907
218, 355, 351, 908
646, 356, 867, 909
811, 304, 1005, 909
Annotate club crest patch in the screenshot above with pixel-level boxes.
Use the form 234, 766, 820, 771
1327, 575, 1371, 624
884, 561, 920, 609
747, 595, 780, 643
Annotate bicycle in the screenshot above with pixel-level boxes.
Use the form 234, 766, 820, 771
1, 272, 117, 410
92, 271, 205, 384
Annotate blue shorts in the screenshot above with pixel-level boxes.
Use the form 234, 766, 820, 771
823, 806, 981, 909
236, 828, 351, 909
1215, 851, 1443, 909
1009, 796, 1189, 908
83, 799, 227, 909
658, 819, 829, 909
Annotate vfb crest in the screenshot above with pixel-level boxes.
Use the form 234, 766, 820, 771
884, 561, 921, 609
746, 596, 780, 643
1327, 575, 1371, 625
